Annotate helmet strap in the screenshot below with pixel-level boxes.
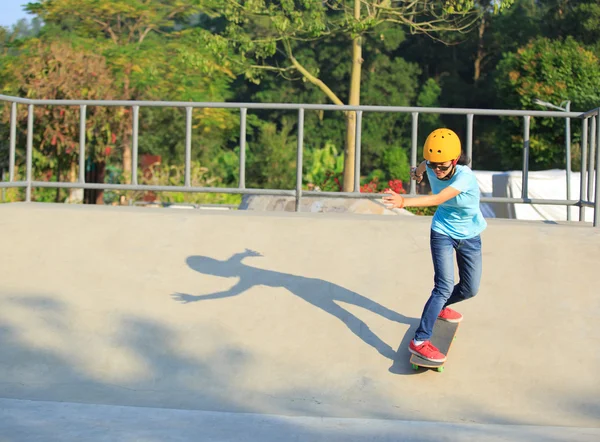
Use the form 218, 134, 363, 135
441, 160, 459, 181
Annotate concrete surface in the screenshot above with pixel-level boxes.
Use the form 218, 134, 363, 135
1, 398, 599, 442
0, 203, 599, 439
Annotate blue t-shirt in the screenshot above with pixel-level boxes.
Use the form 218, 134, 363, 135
426, 165, 487, 239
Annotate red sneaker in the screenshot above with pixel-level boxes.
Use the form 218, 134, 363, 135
409, 340, 446, 362
438, 307, 463, 323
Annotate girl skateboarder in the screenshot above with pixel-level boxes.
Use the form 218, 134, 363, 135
382, 128, 487, 362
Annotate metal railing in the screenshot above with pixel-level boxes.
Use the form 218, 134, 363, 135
1, 94, 599, 227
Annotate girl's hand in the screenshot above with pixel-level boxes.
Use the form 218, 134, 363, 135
410, 166, 424, 184
382, 189, 405, 209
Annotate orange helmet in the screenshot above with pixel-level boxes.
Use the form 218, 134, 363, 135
423, 128, 461, 163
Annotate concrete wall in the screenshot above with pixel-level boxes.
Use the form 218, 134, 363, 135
0, 203, 598, 428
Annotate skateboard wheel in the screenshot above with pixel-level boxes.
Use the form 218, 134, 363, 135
411, 364, 419, 371
437, 367, 444, 373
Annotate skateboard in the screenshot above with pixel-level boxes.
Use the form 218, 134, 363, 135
410, 319, 459, 372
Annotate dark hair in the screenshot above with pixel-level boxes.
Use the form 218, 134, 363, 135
457, 152, 471, 166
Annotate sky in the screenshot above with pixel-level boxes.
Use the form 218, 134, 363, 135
1, 0, 33, 28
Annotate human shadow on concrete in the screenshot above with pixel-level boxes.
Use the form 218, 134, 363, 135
171, 249, 418, 364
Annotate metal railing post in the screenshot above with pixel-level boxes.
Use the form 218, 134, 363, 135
239, 108, 247, 189
565, 102, 572, 220
9, 102, 16, 181
295, 108, 304, 212
132, 106, 139, 185
353, 110, 363, 192
185, 107, 192, 187
522, 116, 530, 199
595, 110, 600, 227
466, 114, 474, 167
79, 105, 87, 184
579, 118, 589, 222
26, 104, 34, 202
410, 112, 418, 195
588, 116, 596, 204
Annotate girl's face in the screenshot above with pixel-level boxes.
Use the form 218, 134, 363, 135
427, 160, 455, 179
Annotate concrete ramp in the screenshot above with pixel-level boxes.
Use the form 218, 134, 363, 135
0, 203, 598, 440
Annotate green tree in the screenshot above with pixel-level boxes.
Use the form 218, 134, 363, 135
540, 0, 600, 56
495, 36, 600, 169
25, 0, 237, 181
241, 28, 424, 188
246, 117, 297, 189
217, 0, 515, 191
1, 39, 120, 201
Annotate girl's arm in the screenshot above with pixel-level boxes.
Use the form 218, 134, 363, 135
383, 186, 461, 209
410, 161, 427, 183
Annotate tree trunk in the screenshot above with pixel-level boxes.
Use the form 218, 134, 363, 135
123, 132, 132, 182
473, 14, 486, 83
84, 159, 105, 205
55, 160, 62, 203
68, 160, 78, 202
343, 0, 363, 192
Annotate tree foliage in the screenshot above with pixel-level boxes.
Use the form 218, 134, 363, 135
22, 0, 238, 179
1, 0, 600, 204
215, 0, 515, 190
1, 39, 124, 201
495, 36, 600, 169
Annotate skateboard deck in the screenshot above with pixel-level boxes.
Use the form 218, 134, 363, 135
410, 319, 459, 372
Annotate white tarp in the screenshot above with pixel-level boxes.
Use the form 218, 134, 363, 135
473, 169, 596, 222
472, 170, 498, 219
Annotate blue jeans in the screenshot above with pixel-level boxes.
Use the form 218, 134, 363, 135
414, 230, 483, 342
